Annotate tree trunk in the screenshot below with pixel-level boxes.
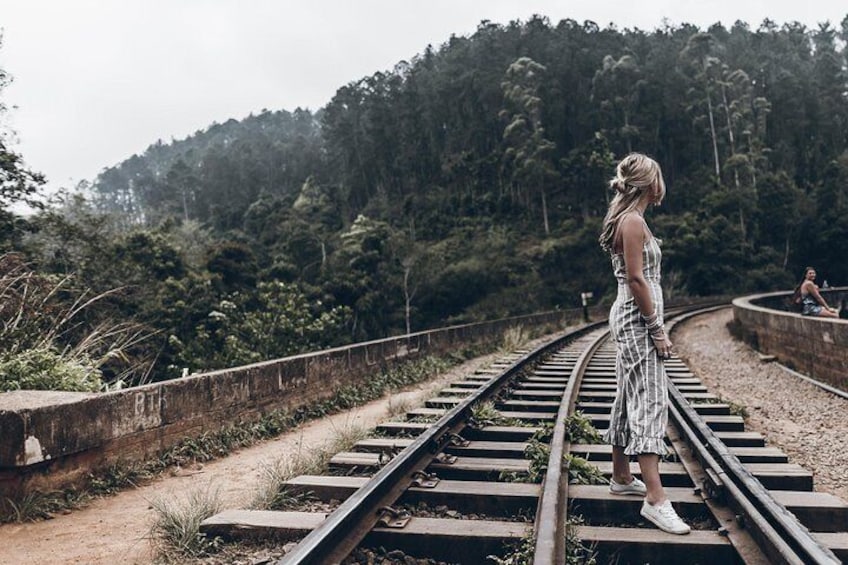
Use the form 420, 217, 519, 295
706, 93, 721, 182
179, 183, 190, 222
722, 85, 741, 192
751, 162, 757, 195
403, 267, 413, 335
783, 237, 790, 269
721, 84, 736, 154
541, 187, 550, 235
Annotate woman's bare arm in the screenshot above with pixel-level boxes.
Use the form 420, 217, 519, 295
620, 214, 654, 316
620, 214, 673, 356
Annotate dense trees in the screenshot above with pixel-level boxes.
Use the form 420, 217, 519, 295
3, 16, 848, 386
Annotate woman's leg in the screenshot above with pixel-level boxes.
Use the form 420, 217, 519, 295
612, 445, 633, 484
637, 453, 666, 505
817, 308, 838, 318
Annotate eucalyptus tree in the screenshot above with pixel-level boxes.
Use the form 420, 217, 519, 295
679, 32, 725, 183
500, 56, 560, 235
810, 24, 848, 172
592, 53, 645, 154
755, 171, 803, 269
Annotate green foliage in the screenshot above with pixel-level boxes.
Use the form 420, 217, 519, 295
565, 515, 599, 564
178, 280, 351, 372
565, 454, 607, 485
489, 517, 598, 564
470, 400, 530, 428
488, 527, 536, 565
521, 438, 551, 483
2, 489, 89, 523
0, 347, 101, 393
563, 412, 604, 444
503, 419, 605, 484
206, 240, 258, 292
0, 252, 151, 391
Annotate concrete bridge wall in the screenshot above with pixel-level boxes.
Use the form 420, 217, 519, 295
733, 288, 848, 392
0, 308, 590, 500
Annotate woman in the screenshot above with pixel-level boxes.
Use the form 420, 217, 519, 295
598, 153, 690, 535
793, 267, 838, 318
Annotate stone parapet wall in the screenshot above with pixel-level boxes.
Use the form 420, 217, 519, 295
0, 308, 592, 499
732, 288, 848, 392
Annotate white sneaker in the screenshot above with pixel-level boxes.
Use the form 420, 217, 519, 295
640, 499, 691, 534
609, 476, 647, 496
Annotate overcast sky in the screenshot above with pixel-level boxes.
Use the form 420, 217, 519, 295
1, 1, 846, 192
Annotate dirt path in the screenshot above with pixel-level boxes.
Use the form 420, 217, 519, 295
0, 345, 530, 565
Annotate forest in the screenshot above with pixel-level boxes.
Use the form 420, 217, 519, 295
1, 15, 847, 391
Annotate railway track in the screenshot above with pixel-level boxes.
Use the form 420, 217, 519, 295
200, 305, 848, 564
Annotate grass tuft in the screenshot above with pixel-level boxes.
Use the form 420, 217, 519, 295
149, 487, 223, 561
251, 421, 368, 511
501, 326, 529, 353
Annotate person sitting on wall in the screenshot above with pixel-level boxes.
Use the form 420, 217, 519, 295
792, 267, 839, 318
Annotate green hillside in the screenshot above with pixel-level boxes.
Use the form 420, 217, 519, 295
3, 16, 848, 387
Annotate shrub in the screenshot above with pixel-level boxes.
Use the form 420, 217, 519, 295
0, 347, 101, 392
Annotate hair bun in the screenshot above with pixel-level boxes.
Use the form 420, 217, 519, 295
610, 177, 628, 193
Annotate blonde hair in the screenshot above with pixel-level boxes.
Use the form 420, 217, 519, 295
598, 153, 666, 253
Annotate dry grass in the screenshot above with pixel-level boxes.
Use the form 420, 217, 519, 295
501, 326, 530, 353
148, 486, 223, 562
0, 252, 154, 391
250, 420, 369, 511
384, 390, 419, 420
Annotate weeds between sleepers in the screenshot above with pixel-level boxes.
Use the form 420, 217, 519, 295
489, 517, 598, 565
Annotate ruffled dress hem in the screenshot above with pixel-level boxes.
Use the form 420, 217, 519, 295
604, 429, 667, 456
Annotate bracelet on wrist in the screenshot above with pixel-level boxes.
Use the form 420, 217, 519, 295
641, 311, 657, 323
645, 318, 662, 331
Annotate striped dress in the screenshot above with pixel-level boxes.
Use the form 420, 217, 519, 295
603, 234, 669, 456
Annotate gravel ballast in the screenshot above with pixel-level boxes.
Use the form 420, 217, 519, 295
672, 307, 848, 501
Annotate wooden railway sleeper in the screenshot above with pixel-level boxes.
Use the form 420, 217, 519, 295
376, 506, 411, 529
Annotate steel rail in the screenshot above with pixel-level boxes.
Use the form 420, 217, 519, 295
532, 303, 724, 564
666, 312, 841, 564
533, 306, 840, 565
278, 319, 608, 565
533, 327, 606, 565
